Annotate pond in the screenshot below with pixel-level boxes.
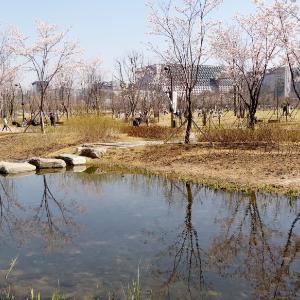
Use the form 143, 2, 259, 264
0, 168, 299, 299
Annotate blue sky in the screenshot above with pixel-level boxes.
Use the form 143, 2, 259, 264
0, 0, 255, 78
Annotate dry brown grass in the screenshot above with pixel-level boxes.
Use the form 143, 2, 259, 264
0, 115, 122, 160
122, 125, 183, 140
198, 124, 300, 145
96, 143, 300, 196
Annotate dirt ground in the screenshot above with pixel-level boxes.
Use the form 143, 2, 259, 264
0, 128, 299, 196
95, 143, 300, 196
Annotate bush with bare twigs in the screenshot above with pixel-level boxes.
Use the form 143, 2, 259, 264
123, 125, 183, 140
198, 125, 300, 145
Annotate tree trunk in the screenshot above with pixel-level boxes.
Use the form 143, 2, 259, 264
40, 91, 45, 134
171, 109, 176, 128
40, 110, 45, 133
202, 109, 207, 126
185, 91, 192, 144
248, 109, 256, 130
233, 86, 237, 117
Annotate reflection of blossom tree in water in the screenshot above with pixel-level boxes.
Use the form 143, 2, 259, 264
0, 179, 26, 245
33, 175, 80, 251
210, 191, 300, 300
157, 181, 207, 299
0, 175, 80, 251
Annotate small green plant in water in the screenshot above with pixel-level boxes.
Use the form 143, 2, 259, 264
125, 268, 152, 300
30, 289, 41, 300
0, 286, 14, 300
29, 289, 65, 300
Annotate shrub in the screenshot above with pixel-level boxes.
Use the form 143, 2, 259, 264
62, 115, 122, 141
197, 124, 300, 144
123, 125, 183, 140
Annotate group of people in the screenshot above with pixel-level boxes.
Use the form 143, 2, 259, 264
1, 112, 57, 132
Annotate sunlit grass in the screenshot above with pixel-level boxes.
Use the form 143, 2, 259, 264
0, 115, 123, 160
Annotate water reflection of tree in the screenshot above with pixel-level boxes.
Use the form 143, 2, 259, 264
33, 175, 80, 251
156, 181, 207, 299
209, 191, 300, 300
0, 179, 26, 245
0, 175, 80, 251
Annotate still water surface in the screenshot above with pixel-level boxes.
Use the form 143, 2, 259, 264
0, 169, 299, 299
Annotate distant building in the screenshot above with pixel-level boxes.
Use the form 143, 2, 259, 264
100, 81, 120, 91
135, 64, 233, 94
261, 66, 300, 100
32, 81, 49, 94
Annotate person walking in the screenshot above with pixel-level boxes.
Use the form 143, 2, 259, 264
2, 116, 12, 132
49, 113, 56, 127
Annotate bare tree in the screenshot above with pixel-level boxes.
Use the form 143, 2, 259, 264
116, 51, 147, 119
148, 0, 222, 143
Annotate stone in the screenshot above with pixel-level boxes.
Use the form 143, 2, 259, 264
29, 157, 66, 169
79, 147, 107, 159
0, 161, 36, 175
55, 154, 86, 166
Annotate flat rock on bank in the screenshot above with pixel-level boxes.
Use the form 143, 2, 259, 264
78, 147, 107, 159
0, 161, 36, 174
55, 154, 86, 166
29, 157, 66, 169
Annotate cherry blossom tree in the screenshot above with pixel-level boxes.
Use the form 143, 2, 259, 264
0, 27, 20, 118
148, 0, 222, 143
268, 0, 300, 101
211, 5, 280, 128
18, 21, 79, 133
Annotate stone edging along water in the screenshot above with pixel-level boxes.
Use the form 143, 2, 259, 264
0, 141, 164, 176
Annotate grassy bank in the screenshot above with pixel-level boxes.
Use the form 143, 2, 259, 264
0, 115, 122, 160
90, 143, 300, 198
1, 117, 300, 197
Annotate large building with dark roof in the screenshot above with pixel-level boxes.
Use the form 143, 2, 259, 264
136, 64, 233, 94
